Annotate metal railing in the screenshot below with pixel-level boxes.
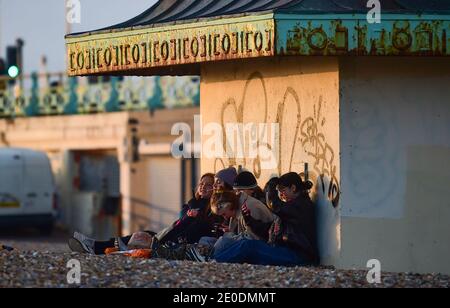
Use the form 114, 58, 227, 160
0, 73, 200, 118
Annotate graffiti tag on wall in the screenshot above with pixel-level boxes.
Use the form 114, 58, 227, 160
215, 72, 340, 207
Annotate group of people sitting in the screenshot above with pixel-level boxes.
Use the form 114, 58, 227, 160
68, 167, 319, 267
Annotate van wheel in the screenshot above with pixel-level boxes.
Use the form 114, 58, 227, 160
39, 224, 54, 236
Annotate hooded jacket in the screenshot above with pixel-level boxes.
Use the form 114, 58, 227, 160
229, 192, 274, 241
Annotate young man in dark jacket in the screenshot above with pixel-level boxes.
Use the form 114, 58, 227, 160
213, 172, 319, 266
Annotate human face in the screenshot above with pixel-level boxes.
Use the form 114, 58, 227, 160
214, 177, 226, 191
215, 202, 236, 220
222, 207, 237, 220
277, 185, 298, 202
198, 176, 214, 199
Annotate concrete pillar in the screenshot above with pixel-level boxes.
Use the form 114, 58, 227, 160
118, 137, 132, 236
200, 56, 341, 264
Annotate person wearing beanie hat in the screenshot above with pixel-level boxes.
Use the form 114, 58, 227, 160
214, 167, 238, 192
233, 171, 257, 190
233, 171, 266, 205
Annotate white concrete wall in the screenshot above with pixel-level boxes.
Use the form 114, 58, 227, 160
339, 57, 450, 274
129, 156, 182, 233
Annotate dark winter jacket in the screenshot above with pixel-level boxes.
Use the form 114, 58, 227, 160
180, 197, 210, 219
244, 190, 319, 264
269, 193, 319, 264
159, 197, 222, 244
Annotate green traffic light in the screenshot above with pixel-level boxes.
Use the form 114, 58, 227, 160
8, 65, 20, 78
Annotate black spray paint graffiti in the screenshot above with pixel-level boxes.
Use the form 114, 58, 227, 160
300, 98, 340, 208
215, 72, 340, 207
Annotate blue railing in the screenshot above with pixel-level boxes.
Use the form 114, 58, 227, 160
0, 73, 200, 118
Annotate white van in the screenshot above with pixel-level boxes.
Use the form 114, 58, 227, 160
0, 148, 57, 234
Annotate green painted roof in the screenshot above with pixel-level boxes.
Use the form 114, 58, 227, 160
67, 0, 450, 38
65, 1, 450, 76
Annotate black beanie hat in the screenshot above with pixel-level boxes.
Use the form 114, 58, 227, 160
233, 171, 258, 190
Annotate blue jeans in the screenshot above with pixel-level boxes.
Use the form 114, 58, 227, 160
213, 235, 240, 254
213, 239, 307, 267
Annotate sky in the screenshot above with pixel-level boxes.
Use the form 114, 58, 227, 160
0, 0, 157, 74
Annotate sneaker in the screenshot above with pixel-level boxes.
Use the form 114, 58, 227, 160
153, 242, 187, 260
150, 237, 160, 251
115, 237, 128, 251
68, 232, 95, 254
1, 245, 14, 252
186, 246, 206, 263
196, 244, 214, 261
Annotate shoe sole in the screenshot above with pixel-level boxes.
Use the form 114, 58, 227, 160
68, 238, 88, 254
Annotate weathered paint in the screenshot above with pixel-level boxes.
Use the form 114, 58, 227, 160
67, 13, 449, 76
66, 15, 275, 76
276, 14, 450, 56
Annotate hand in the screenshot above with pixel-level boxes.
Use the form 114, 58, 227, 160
187, 209, 199, 218
220, 224, 230, 233
242, 204, 251, 220
273, 222, 281, 235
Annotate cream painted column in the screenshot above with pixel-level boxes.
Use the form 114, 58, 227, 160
117, 136, 133, 236
200, 57, 341, 265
